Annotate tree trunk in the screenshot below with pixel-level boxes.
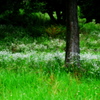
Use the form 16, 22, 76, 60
65, 0, 80, 68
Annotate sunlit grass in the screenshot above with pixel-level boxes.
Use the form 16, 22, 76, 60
0, 69, 100, 100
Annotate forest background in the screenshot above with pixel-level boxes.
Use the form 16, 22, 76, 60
0, 0, 100, 99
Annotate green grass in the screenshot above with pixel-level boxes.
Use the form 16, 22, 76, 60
0, 21, 100, 100
0, 69, 100, 100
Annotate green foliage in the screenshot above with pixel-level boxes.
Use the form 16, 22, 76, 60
0, 0, 100, 98
0, 20, 100, 99
80, 20, 100, 34
0, 0, 47, 26
81, 59, 100, 78
0, 24, 100, 78
0, 25, 27, 40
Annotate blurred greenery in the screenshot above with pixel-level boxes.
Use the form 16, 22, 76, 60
0, 1, 100, 99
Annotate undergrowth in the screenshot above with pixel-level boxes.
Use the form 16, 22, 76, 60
0, 16, 100, 99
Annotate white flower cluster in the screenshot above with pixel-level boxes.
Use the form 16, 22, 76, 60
0, 50, 64, 62
80, 53, 100, 61
0, 50, 99, 68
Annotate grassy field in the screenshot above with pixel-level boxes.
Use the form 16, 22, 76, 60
0, 21, 100, 100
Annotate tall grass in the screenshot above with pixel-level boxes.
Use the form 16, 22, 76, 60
0, 69, 100, 100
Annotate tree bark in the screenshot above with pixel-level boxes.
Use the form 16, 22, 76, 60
65, 0, 80, 67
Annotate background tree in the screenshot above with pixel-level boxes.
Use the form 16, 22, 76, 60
37, 0, 66, 24
0, 0, 67, 25
0, 0, 100, 26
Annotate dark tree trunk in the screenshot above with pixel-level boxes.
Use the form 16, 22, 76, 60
65, 0, 80, 67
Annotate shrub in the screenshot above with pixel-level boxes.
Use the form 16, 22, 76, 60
45, 25, 66, 38
79, 19, 100, 34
